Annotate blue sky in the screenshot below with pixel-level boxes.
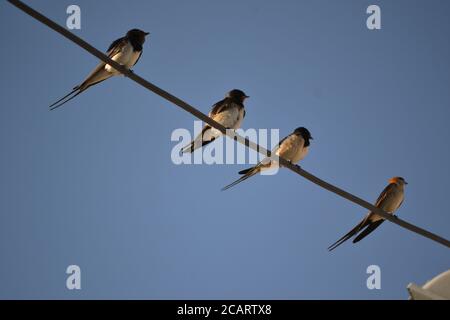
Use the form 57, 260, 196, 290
0, 0, 449, 299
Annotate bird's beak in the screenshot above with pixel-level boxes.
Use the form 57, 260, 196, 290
145, 32, 150, 35
245, 95, 250, 98
405, 181, 408, 185
310, 137, 314, 140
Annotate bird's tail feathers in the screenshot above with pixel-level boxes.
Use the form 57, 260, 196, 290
49, 85, 84, 111
49, 64, 114, 111
328, 217, 370, 251
352, 220, 384, 243
238, 167, 253, 175
222, 163, 264, 191
181, 126, 219, 153
182, 138, 215, 154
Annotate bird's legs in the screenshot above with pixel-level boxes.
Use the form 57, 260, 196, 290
287, 160, 302, 170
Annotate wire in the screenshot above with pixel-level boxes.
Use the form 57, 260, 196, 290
7, 0, 450, 249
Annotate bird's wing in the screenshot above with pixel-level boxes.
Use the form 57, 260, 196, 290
398, 198, 404, 209
76, 37, 128, 90
351, 184, 400, 243
267, 134, 291, 160
374, 183, 396, 207
91, 37, 128, 75
209, 98, 228, 117
209, 98, 243, 118
182, 99, 239, 153
276, 134, 290, 149
107, 36, 128, 56
361, 183, 396, 222
276, 132, 300, 152
275, 133, 304, 162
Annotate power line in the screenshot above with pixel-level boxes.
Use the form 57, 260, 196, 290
7, 0, 450, 249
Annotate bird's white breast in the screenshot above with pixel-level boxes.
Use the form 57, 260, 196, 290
233, 107, 245, 129
276, 134, 306, 163
105, 42, 141, 74
212, 105, 244, 129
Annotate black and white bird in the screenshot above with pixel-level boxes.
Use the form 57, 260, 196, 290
49, 29, 150, 110
328, 177, 407, 251
182, 89, 249, 153
222, 127, 313, 191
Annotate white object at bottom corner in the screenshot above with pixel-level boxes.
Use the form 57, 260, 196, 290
407, 269, 450, 300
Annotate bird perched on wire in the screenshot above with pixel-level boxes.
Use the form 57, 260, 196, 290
328, 176, 407, 251
181, 89, 249, 153
221, 127, 313, 191
49, 29, 150, 110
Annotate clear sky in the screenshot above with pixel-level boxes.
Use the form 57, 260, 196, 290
1, 0, 449, 299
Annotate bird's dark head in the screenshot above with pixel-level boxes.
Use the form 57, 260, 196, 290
294, 127, 313, 146
127, 29, 150, 44
294, 127, 313, 140
227, 89, 249, 103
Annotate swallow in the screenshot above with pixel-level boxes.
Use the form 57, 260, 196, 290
328, 176, 407, 251
181, 89, 249, 153
222, 127, 313, 191
49, 29, 150, 110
